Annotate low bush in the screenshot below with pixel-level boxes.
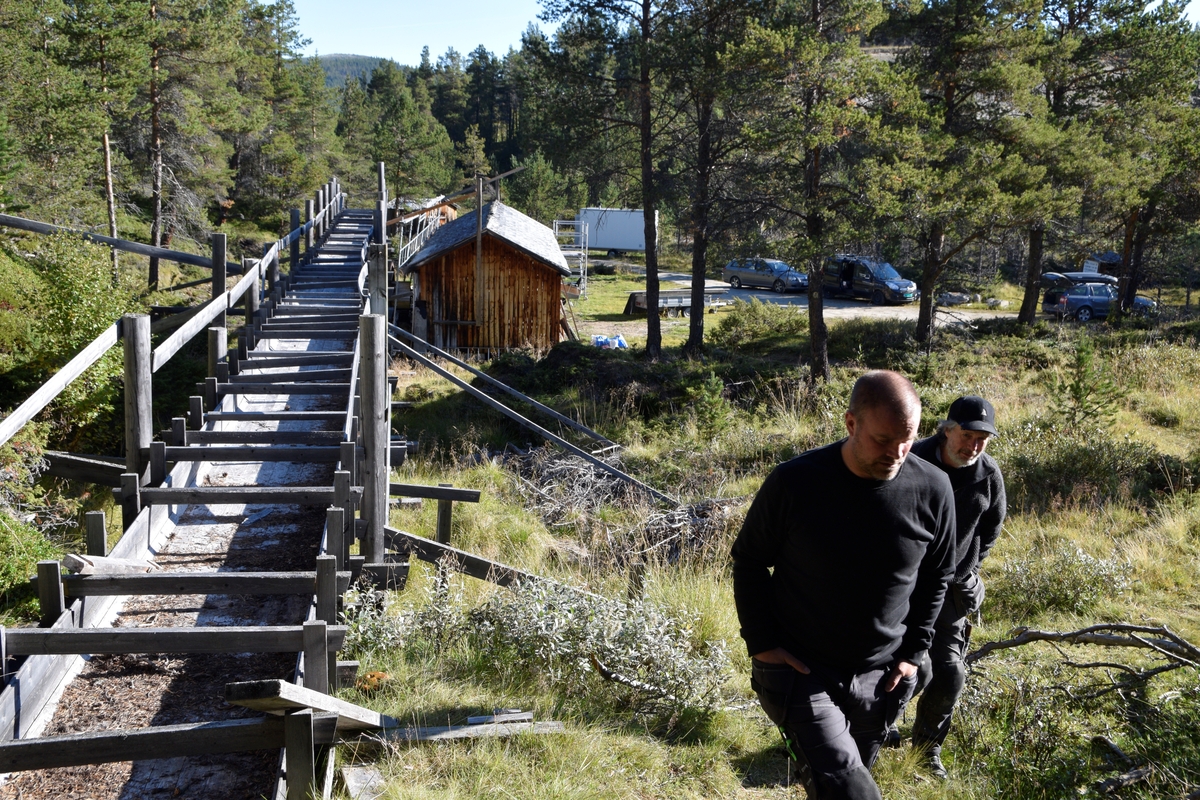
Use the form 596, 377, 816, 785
987, 541, 1131, 617
707, 298, 806, 349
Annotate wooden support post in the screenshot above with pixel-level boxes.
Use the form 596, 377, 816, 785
302, 620, 328, 695
36, 561, 64, 627
342, 436, 358, 528
207, 326, 226, 380
315, 556, 337, 627
238, 334, 248, 362
244, 257, 259, 347
316, 555, 338, 690
315, 188, 325, 240
333, 470, 350, 512
228, 353, 239, 377
290, 209, 301, 269
211, 233, 227, 330
150, 441, 166, 486
359, 315, 387, 565
204, 377, 218, 412
369, 242, 387, 317
85, 510, 107, 557
123, 314, 152, 484
284, 708, 316, 800
304, 200, 314, 257
171, 417, 186, 446
188, 396, 204, 430
120, 473, 141, 531
326, 507, 345, 572
436, 484, 454, 545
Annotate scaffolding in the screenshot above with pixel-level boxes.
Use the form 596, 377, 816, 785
553, 219, 589, 296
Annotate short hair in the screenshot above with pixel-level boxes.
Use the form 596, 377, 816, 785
848, 370, 921, 420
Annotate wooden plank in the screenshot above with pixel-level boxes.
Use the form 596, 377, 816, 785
216, 382, 352, 395
285, 709, 316, 800
152, 293, 230, 373
5, 625, 348, 655
229, 369, 352, 383
354, 720, 565, 746
0, 213, 240, 272
391, 335, 671, 504
0, 321, 121, 448
203, 411, 346, 422
139, 486, 361, 506
257, 330, 358, 341
226, 680, 398, 731
42, 451, 125, 486
163, 446, 345, 463
46, 571, 351, 597
184, 430, 343, 445
389, 482, 481, 503
383, 528, 537, 588
0, 716, 347, 772
466, 711, 533, 725
238, 355, 354, 370
389, 324, 616, 448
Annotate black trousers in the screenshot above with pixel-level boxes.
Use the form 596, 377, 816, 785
752, 658, 915, 800
910, 599, 972, 751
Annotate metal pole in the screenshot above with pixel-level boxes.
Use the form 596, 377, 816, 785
359, 314, 387, 565
123, 314, 152, 484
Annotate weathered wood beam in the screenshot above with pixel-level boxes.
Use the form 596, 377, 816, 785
33, 571, 351, 597
3, 625, 347, 655
389, 483, 481, 503
226, 679, 398, 731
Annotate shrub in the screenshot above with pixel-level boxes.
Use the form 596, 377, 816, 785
465, 580, 732, 714
990, 418, 1184, 510
707, 298, 805, 349
987, 541, 1130, 617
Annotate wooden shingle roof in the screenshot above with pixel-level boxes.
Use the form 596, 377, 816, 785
403, 201, 570, 277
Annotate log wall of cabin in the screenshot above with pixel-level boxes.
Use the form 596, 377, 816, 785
414, 237, 562, 350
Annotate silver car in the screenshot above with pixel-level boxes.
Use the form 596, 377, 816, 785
721, 258, 808, 293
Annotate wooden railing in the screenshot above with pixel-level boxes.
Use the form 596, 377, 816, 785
0, 179, 346, 451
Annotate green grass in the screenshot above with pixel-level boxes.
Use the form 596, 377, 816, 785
357, 310, 1200, 799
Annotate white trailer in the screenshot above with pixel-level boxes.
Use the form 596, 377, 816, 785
575, 208, 656, 256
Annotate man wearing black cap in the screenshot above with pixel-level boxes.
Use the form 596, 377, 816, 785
896, 395, 1006, 778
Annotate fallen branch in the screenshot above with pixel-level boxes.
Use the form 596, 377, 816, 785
1092, 765, 1152, 794
967, 624, 1200, 667
588, 654, 681, 707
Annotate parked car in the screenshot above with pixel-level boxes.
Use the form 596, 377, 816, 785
823, 254, 918, 304
721, 258, 808, 293
1051, 281, 1157, 321
1040, 271, 1118, 315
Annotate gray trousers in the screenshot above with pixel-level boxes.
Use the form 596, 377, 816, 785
752, 658, 915, 800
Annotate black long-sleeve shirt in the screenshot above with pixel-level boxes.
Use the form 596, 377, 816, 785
910, 435, 1006, 582
731, 441, 956, 672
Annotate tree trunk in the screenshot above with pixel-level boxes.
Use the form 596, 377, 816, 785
1018, 224, 1043, 324
1123, 199, 1155, 312
148, 3, 162, 291
684, 95, 713, 356
639, 0, 661, 359
808, 257, 829, 383
102, 129, 119, 286
914, 222, 944, 343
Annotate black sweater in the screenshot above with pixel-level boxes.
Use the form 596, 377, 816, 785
910, 435, 1006, 582
731, 441, 956, 671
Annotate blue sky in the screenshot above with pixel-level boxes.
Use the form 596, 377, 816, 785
294, 0, 1200, 67
293, 0, 550, 65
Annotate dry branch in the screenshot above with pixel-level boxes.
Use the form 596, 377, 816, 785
1092, 766, 1153, 794
967, 624, 1200, 667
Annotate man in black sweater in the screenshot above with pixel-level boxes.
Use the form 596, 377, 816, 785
897, 395, 1006, 779
732, 370, 956, 800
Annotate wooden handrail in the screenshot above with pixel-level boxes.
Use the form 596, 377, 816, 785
0, 321, 122, 448
0, 213, 240, 273
151, 292, 229, 373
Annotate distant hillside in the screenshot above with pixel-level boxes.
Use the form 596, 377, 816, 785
314, 54, 389, 89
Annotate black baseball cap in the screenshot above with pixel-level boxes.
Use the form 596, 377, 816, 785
947, 396, 997, 435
